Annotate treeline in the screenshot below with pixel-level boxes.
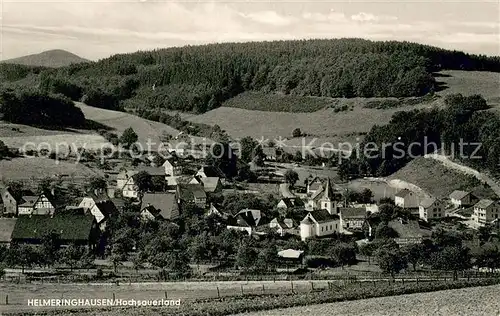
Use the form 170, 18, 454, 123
339, 93, 498, 179
0, 88, 86, 128
4, 39, 499, 114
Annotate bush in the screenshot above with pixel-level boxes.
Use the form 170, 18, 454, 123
96, 268, 103, 279
303, 255, 336, 268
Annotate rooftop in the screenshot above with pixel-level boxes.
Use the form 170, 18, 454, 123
340, 207, 366, 219
0, 218, 17, 243
449, 190, 471, 200
12, 214, 96, 242
475, 199, 495, 209
141, 193, 179, 220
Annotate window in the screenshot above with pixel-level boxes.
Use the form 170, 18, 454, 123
330, 225, 333, 230
321, 227, 324, 232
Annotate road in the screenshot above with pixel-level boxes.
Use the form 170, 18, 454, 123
424, 153, 500, 197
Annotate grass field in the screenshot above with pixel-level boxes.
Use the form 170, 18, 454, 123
223, 92, 339, 112
388, 157, 495, 199
187, 71, 499, 144
0, 157, 103, 182
239, 284, 500, 316
436, 70, 500, 105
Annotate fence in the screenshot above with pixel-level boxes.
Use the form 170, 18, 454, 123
3, 269, 500, 285
1, 274, 499, 311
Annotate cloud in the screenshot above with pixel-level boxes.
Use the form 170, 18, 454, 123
242, 11, 296, 26
1, 2, 498, 60
351, 12, 398, 22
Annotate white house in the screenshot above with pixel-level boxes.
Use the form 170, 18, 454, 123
394, 189, 419, 209
79, 193, 118, 231
300, 210, 340, 241
163, 158, 183, 186
17, 193, 56, 216
269, 218, 297, 236
339, 207, 366, 231
473, 199, 500, 225
419, 198, 445, 221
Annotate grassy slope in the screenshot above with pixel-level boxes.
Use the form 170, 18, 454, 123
388, 157, 495, 199
188, 70, 499, 144
0, 157, 103, 182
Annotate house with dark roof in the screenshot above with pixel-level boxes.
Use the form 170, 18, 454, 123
11, 214, 100, 248
17, 192, 57, 216
269, 217, 298, 236
1, 187, 29, 216
277, 197, 304, 209
387, 218, 432, 245
339, 207, 366, 231
362, 215, 383, 239
199, 177, 222, 193
449, 190, 478, 208
176, 184, 207, 208
78, 192, 118, 231
306, 178, 340, 213
306, 177, 324, 196
419, 198, 445, 221
394, 189, 420, 209
299, 209, 340, 241
0, 218, 17, 247
196, 165, 225, 180
226, 209, 264, 235
473, 199, 500, 225
140, 193, 179, 221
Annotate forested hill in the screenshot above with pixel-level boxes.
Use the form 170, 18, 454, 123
3, 39, 500, 114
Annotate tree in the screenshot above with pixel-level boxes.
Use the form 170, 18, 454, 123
358, 242, 377, 265
86, 176, 107, 193
235, 241, 257, 273
375, 243, 407, 278
475, 243, 500, 272
330, 243, 357, 268
0, 140, 9, 159
359, 188, 374, 204
430, 245, 471, 280
292, 128, 302, 138
60, 244, 84, 271
120, 127, 138, 149
0, 263, 5, 279
134, 171, 153, 192
401, 243, 425, 271
284, 169, 299, 188
374, 222, 398, 239
41, 232, 61, 266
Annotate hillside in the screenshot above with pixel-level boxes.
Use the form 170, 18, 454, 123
4, 39, 497, 115
1, 49, 89, 68
388, 157, 495, 199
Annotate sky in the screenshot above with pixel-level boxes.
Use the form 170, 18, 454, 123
1, 0, 499, 61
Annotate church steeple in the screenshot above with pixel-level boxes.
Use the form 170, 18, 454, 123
320, 178, 338, 214
321, 178, 335, 201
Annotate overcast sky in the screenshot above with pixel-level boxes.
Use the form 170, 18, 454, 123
1, 0, 499, 60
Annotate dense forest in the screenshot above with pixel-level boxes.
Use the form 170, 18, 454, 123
2, 39, 500, 114
0, 88, 86, 128
339, 94, 500, 179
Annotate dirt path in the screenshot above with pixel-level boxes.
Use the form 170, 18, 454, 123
424, 154, 500, 197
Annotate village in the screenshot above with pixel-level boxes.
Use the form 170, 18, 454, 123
0, 129, 499, 285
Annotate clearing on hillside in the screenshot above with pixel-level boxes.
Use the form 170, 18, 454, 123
0, 157, 103, 182
187, 71, 499, 143
388, 157, 495, 199
435, 70, 500, 105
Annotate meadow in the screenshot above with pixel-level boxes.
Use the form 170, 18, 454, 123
239, 283, 500, 316
388, 157, 495, 199
187, 70, 500, 144
0, 157, 103, 182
